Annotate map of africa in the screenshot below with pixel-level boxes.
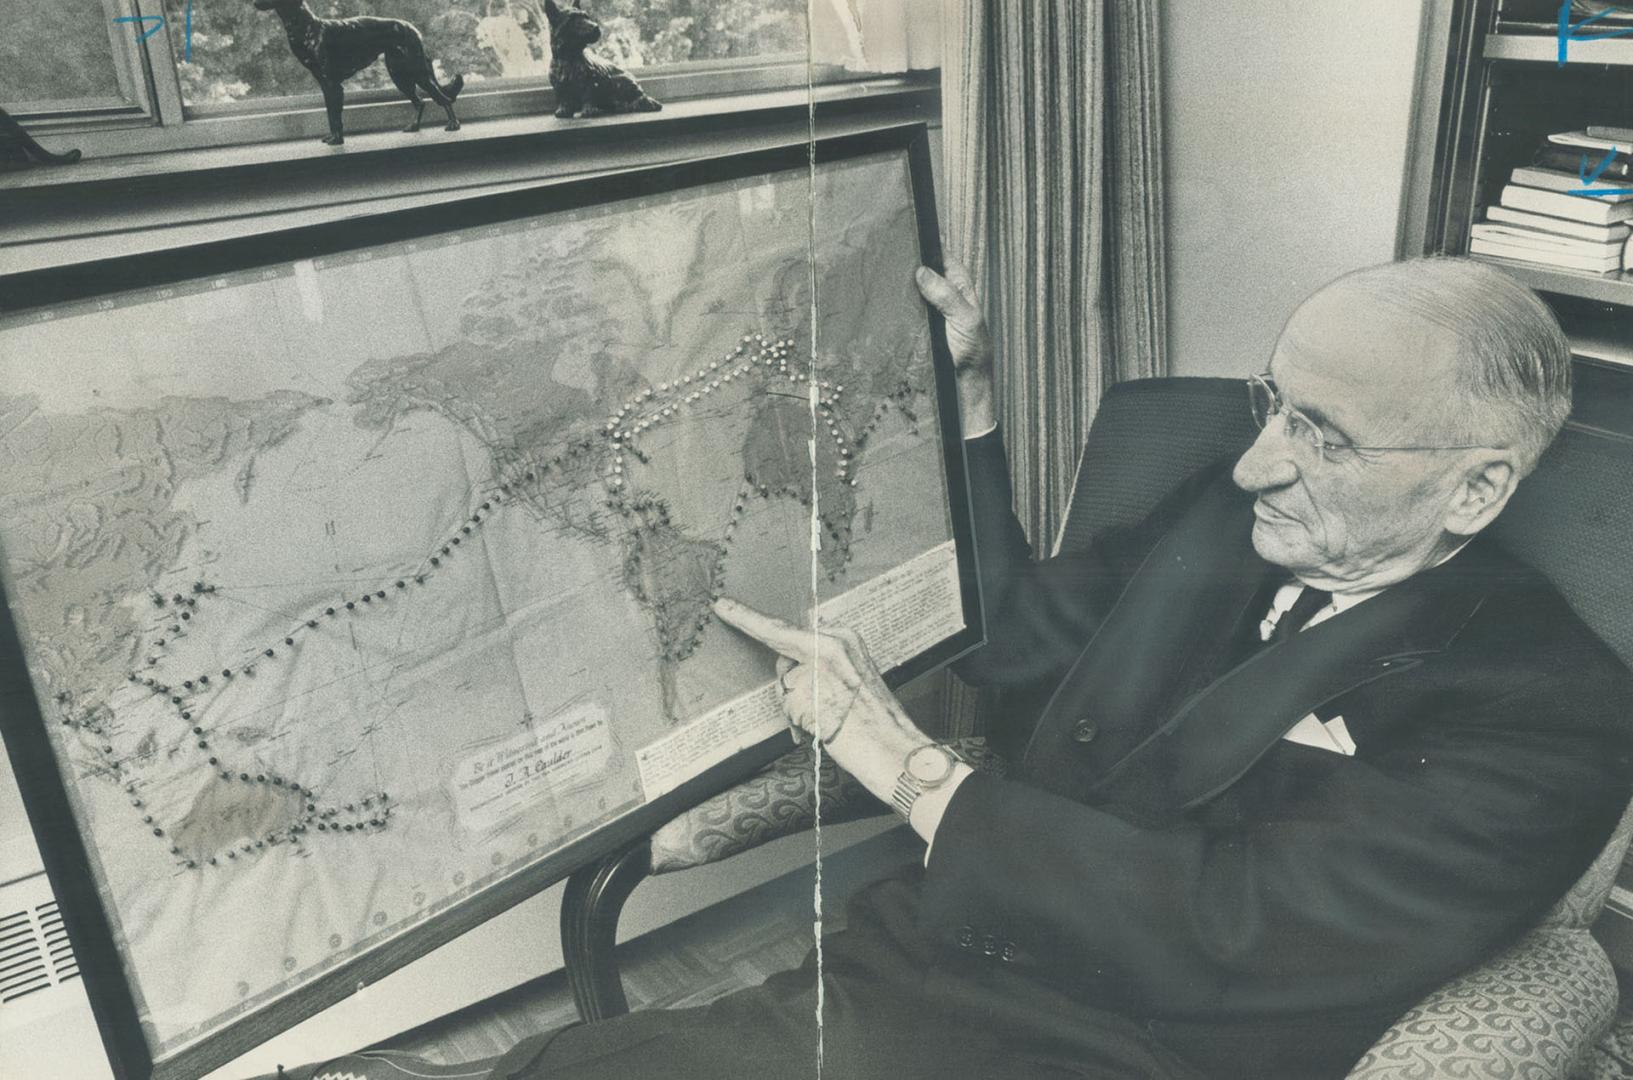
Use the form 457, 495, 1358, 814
0, 149, 968, 1060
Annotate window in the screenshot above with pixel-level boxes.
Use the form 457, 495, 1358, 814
159, 0, 812, 110
0, 0, 153, 119
1, 1, 936, 164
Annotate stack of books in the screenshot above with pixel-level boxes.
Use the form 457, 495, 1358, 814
1471, 126, 1633, 275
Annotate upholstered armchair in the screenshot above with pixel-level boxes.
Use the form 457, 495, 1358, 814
561, 377, 1633, 1078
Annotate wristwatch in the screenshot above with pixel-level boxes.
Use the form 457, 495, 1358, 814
891, 743, 966, 821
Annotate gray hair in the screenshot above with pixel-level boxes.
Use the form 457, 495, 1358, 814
1338, 257, 1572, 475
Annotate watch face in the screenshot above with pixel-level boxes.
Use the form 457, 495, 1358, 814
905, 744, 955, 785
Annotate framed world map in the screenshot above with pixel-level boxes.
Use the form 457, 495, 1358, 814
0, 124, 981, 1078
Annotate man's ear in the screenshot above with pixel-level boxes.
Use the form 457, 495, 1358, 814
1444, 454, 1520, 537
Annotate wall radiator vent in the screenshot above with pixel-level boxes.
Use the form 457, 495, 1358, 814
0, 899, 79, 1005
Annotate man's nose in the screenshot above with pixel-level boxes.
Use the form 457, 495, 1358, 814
1232, 423, 1299, 493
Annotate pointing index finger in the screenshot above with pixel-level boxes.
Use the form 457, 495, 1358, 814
713, 597, 816, 664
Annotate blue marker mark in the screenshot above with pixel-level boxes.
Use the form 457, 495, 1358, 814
113, 14, 166, 43
1568, 148, 1630, 197
112, 5, 194, 57
1558, 1, 1633, 66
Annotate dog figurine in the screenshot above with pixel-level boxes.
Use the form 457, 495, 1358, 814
252, 0, 464, 145
0, 106, 82, 171
544, 0, 661, 119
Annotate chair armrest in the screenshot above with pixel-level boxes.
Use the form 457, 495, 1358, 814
563, 736, 1003, 1022
649, 736, 1001, 874
1346, 926, 1619, 1080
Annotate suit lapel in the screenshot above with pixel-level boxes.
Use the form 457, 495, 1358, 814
1018, 480, 1276, 798
1137, 572, 1484, 807
1024, 476, 1501, 821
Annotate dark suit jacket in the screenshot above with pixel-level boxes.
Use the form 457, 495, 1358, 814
917, 431, 1633, 1077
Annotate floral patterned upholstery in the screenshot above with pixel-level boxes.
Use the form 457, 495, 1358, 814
1346, 927, 1618, 1080
1347, 798, 1633, 1079
648, 737, 1002, 874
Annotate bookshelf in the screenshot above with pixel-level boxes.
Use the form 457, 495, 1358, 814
1477, 256, 1633, 308
1401, 0, 1633, 974
1401, 0, 1633, 375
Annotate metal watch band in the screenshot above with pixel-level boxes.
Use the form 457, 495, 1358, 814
891, 772, 922, 820
891, 743, 963, 821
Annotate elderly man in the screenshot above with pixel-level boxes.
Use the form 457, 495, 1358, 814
303, 258, 1632, 1080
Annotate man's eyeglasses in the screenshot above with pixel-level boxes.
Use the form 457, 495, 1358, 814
1247, 374, 1496, 463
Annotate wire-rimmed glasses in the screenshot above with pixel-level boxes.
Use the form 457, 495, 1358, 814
1247, 374, 1497, 463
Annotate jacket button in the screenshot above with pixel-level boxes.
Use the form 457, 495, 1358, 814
1000, 942, 1017, 962
1071, 719, 1099, 743
956, 926, 975, 948
981, 934, 999, 956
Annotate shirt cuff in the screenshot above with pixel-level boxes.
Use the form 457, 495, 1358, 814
963, 421, 999, 441
911, 763, 975, 865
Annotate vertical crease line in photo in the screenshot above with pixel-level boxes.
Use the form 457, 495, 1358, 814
803, 18, 827, 1077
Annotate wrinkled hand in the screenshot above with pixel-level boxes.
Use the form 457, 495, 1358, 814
712, 598, 929, 798
916, 258, 991, 377
712, 598, 892, 743
915, 257, 995, 433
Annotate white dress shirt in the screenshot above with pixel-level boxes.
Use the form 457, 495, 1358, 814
1270, 584, 1371, 756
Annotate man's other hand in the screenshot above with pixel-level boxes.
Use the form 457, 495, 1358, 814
916, 258, 996, 436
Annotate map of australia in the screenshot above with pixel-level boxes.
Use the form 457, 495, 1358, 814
0, 150, 966, 1059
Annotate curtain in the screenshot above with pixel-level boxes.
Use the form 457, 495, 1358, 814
939, 0, 1168, 735
810, 0, 944, 72
941, 0, 1168, 551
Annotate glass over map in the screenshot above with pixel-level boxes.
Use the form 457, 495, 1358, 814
0, 148, 966, 1061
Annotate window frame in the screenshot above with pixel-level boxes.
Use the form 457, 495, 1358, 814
3, 0, 161, 124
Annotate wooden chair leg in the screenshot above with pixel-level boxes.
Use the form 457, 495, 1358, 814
560, 839, 652, 1022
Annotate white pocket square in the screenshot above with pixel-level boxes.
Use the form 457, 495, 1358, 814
1283, 714, 1357, 756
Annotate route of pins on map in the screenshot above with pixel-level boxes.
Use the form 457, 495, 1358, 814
56, 329, 921, 874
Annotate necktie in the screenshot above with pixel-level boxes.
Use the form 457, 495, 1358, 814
1272, 585, 1334, 643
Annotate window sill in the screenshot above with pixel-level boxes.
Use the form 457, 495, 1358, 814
1, 75, 939, 273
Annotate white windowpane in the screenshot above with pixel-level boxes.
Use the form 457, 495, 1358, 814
0, 0, 130, 109
164, 1, 811, 108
